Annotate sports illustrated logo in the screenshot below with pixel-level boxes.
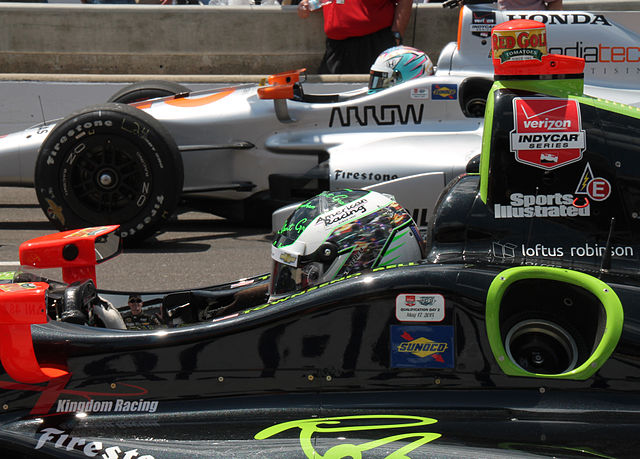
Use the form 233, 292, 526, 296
510, 98, 586, 170
494, 192, 590, 219
575, 162, 611, 201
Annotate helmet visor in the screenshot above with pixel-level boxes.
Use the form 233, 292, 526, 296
368, 70, 393, 92
269, 261, 324, 299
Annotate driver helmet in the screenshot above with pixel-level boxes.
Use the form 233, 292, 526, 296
368, 46, 434, 94
269, 189, 425, 300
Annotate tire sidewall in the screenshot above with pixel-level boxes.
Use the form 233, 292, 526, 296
35, 103, 183, 242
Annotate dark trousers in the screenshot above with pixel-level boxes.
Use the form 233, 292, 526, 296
318, 27, 396, 74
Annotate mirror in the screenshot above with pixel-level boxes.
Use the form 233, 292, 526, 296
94, 232, 122, 264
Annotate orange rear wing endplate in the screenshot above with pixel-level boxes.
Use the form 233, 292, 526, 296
0, 282, 69, 383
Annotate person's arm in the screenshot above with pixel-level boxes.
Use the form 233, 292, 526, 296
392, 0, 413, 43
298, 0, 312, 18
546, 0, 562, 10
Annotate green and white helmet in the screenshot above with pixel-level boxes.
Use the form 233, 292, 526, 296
270, 189, 425, 299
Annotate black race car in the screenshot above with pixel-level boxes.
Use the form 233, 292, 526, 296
1, 20, 640, 458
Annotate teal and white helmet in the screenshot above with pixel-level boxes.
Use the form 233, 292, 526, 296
269, 189, 425, 299
368, 46, 434, 94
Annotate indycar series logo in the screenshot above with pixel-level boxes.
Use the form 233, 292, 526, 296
510, 98, 585, 170
471, 11, 496, 38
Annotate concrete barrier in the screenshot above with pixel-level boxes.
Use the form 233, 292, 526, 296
0, 1, 637, 79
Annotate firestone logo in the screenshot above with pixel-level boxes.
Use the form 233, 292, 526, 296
510, 98, 586, 170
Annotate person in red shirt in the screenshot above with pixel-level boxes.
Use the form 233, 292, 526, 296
298, 0, 413, 74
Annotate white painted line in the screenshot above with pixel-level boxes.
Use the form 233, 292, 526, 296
0, 261, 20, 266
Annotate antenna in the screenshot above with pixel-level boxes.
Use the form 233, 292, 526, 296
38, 96, 47, 127
599, 217, 616, 275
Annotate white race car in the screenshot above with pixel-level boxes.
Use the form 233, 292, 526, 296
0, 5, 638, 243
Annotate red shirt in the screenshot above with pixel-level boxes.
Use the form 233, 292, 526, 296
322, 0, 395, 41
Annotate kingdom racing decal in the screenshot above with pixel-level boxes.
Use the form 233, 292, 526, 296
255, 414, 441, 458
510, 97, 586, 170
391, 325, 454, 368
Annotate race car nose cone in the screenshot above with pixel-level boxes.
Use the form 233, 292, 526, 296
491, 19, 584, 78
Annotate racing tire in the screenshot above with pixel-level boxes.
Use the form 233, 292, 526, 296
108, 80, 190, 104
34, 103, 184, 245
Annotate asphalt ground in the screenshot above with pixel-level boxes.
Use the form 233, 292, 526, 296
0, 186, 273, 293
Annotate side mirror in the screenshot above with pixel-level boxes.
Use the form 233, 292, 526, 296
19, 226, 121, 286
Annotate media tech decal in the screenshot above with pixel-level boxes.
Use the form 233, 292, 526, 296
510, 97, 585, 170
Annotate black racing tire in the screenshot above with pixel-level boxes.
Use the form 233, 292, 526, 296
108, 80, 190, 104
34, 102, 184, 244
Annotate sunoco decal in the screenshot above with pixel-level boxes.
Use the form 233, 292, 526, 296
396, 294, 445, 322
35, 428, 154, 459
510, 98, 585, 170
255, 415, 441, 458
391, 325, 454, 368
431, 84, 457, 100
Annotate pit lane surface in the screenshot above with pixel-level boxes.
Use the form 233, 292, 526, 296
0, 186, 273, 292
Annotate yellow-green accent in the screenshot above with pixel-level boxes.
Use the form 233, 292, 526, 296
255, 414, 441, 459
485, 266, 623, 380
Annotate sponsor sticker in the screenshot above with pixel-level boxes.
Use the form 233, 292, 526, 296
471, 11, 496, 38
35, 428, 155, 458
494, 192, 590, 219
510, 98, 586, 170
272, 246, 298, 267
575, 162, 611, 201
431, 84, 457, 100
0, 282, 37, 292
396, 294, 445, 322
410, 87, 430, 100
390, 325, 454, 368
64, 226, 113, 239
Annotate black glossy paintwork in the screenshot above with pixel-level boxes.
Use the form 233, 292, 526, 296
2, 84, 640, 457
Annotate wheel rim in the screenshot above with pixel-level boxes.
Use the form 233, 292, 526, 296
504, 319, 579, 374
63, 134, 152, 224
